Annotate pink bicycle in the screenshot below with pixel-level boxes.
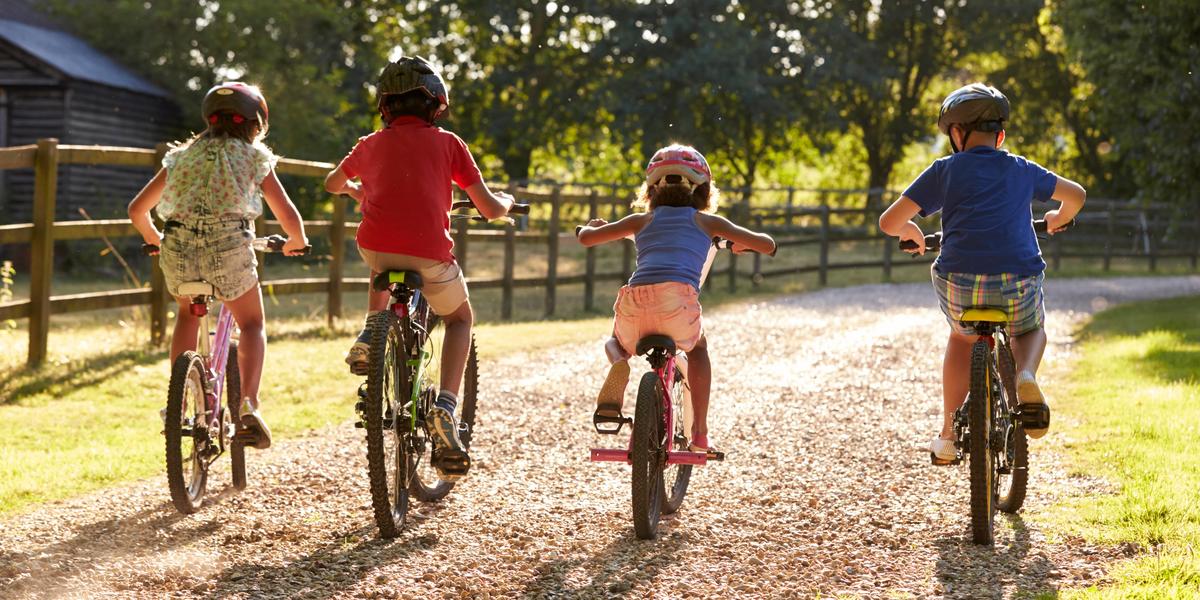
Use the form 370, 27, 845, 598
146, 235, 307, 514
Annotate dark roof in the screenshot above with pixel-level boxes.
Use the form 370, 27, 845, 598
0, 18, 172, 98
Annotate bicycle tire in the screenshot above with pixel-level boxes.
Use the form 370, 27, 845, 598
662, 366, 692, 514
631, 371, 665, 539
226, 344, 246, 491
996, 339, 1028, 513
166, 352, 208, 514
968, 340, 996, 545
409, 312, 456, 502
364, 310, 409, 538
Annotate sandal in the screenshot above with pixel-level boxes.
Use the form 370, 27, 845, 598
688, 435, 725, 461
592, 360, 630, 434
1016, 371, 1051, 439
930, 437, 957, 465
237, 397, 272, 450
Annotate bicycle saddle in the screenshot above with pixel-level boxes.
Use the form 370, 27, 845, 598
371, 270, 424, 292
957, 307, 1009, 323
635, 334, 676, 356
177, 281, 215, 297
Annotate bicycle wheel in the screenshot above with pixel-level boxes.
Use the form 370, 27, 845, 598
408, 312, 458, 502
165, 351, 209, 514
662, 364, 692, 515
631, 371, 666, 539
364, 310, 409, 538
226, 343, 246, 491
967, 340, 996, 545
996, 339, 1028, 513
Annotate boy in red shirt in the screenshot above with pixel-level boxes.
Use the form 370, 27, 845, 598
325, 56, 514, 479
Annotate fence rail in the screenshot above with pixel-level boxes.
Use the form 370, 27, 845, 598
1, 139, 1196, 366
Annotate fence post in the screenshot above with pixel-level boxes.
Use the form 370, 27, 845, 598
584, 190, 597, 311
1193, 206, 1199, 270
501, 221, 515, 320
27, 138, 58, 367
149, 142, 170, 345
1103, 201, 1115, 271
818, 204, 830, 287
454, 201, 469, 275
882, 234, 893, 283
785, 187, 795, 227
1145, 209, 1157, 272
545, 187, 561, 317
327, 194, 346, 327
752, 214, 763, 287
729, 192, 750, 293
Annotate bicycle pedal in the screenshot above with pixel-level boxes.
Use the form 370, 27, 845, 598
592, 413, 632, 435
706, 449, 726, 462
930, 452, 960, 466
432, 448, 471, 476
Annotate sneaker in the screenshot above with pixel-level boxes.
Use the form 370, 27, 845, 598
428, 405, 470, 479
345, 341, 369, 375
1016, 371, 1051, 439
930, 437, 957, 465
238, 397, 272, 450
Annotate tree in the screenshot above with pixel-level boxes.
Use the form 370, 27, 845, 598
805, 0, 1042, 207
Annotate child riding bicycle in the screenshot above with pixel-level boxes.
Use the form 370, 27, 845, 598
128, 82, 309, 450
324, 55, 514, 479
878, 83, 1086, 464
577, 144, 776, 454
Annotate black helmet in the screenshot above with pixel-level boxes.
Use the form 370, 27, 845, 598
202, 82, 269, 125
937, 83, 1009, 136
376, 56, 449, 119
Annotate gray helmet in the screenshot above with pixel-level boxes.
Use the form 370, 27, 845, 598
201, 82, 268, 124
937, 83, 1009, 136
376, 56, 448, 118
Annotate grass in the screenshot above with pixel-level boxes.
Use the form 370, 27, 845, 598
1038, 296, 1200, 598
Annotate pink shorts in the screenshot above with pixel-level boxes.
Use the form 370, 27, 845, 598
612, 281, 703, 356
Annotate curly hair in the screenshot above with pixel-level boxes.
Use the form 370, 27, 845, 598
175, 111, 266, 150
631, 181, 721, 213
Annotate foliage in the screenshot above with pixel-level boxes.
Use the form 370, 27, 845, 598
1054, 0, 1200, 209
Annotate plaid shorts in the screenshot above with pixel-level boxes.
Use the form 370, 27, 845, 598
930, 265, 1045, 336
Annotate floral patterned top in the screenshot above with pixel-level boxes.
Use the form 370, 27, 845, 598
157, 136, 277, 221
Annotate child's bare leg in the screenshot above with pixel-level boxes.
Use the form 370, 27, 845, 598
941, 331, 974, 438
224, 286, 266, 405
605, 336, 630, 364
686, 335, 711, 443
169, 296, 201, 363
1010, 327, 1047, 377
438, 300, 473, 396
366, 270, 390, 312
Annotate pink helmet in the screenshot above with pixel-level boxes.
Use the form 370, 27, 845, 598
645, 144, 712, 187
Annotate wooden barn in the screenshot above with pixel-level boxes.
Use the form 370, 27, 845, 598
0, 1, 182, 224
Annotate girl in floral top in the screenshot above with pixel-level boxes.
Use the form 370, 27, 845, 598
128, 82, 308, 450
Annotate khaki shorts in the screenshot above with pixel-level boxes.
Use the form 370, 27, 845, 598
357, 247, 468, 316
612, 281, 703, 356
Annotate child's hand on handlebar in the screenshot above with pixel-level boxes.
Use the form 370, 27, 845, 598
496, 191, 516, 212
283, 235, 310, 256
899, 223, 926, 255
1043, 209, 1070, 235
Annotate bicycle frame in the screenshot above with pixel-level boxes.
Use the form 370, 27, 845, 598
590, 353, 709, 467
189, 296, 236, 430
387, 286, 431, 433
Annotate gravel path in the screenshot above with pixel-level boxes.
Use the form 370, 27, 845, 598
3, 276, 1198, 599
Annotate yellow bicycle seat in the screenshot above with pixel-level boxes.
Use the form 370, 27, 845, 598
957, 308, 1009, 323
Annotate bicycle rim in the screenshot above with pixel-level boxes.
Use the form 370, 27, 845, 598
227, 343, 246, 491
968, 341, 995, 545
632, 371, 666, 539
996, 338, 1028, 513
166, 352, 208, 514
662, 366, 692, 515
409, 311, 456, 501
365, 310, 408, 538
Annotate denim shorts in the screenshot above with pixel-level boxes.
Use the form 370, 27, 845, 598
931, 265, 1044, 336
160, 219, 258, 301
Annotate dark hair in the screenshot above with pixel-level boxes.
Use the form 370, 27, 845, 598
380, 90, 439, 124
633, 179, 721, 213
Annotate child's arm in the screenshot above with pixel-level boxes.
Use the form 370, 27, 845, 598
323, 165, 363, 202
578, 213, 650, 247
261, 170, 310, 256
128, 169, 167, 251
463, 182, 515, 221
1044, 176, 1086, 234
878, 196, 926, 255
695, 213, 777, 255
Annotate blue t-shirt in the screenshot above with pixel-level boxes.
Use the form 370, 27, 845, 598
903, 146, 1059, 275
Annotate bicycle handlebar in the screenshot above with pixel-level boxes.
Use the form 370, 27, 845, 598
712, 236, 777, 257
899, 218, 1075, 253
451, 200, 530, 221
141, 234, 311, 257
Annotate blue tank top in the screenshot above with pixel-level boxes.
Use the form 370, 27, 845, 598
628, 206, 711, 290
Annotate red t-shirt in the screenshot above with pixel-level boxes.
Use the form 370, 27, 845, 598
340, 116, 483, 261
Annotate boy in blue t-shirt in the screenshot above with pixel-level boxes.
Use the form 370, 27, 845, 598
879, 83, 1086, 465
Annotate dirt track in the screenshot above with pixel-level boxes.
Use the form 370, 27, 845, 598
3, 276, 1198, 599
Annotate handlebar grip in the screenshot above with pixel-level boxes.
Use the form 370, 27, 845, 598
253, 235, 311, 255
899, 233, 942, 252
509, 203, 530, 215
142, 243, 160, 256
451, 200, 475, 211
575, 225, 583, 237
1034, 218, 1076, 233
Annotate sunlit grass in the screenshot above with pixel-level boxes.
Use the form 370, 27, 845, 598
1043, 296, 1200, 598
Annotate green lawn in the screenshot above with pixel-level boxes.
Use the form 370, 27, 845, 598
1043, 296, 1200, 598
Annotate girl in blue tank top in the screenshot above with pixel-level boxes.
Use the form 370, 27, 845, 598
577, 144, 776, 453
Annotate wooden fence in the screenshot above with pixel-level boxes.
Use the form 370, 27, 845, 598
1, 139, 1197, 367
